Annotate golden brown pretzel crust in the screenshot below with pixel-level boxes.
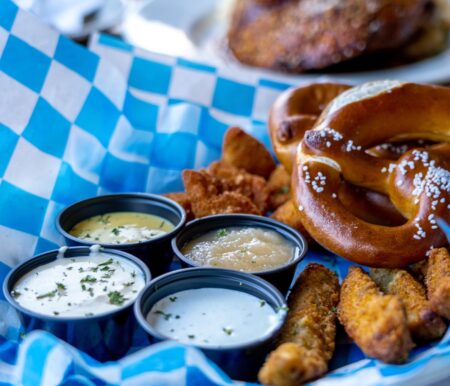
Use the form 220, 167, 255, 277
258, 264, 339, 385
269, 83, 351, 173
228, 0, 428, 72
338, 267, 413, 363
294, 81, 450, 267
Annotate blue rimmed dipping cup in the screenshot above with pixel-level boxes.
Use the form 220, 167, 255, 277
56, 193, 186, 276
134, 267, 288, 382
172, 214, 308, 294
3, 246, 151, 361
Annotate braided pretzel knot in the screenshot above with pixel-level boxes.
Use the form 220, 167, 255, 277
269, 83, 406, 227
269, 83, 351, 173
294, 81, 450, 267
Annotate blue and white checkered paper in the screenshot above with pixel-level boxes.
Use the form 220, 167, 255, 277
1, 0, 450, 384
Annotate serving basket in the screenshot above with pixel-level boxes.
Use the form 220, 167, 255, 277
0, 1, 449, 384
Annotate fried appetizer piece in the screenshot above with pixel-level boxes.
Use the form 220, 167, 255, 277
207, 161, 269, 213
409, 259, 428, 283
222, 127, 276, 179
258, 264, 339, 386
267, 165, 291, 210
164, 192, 194, 221
271, 200, 309, 240
370, 268, 446, 342
338, 267, 413, 363
182, 170, 260, 218
425, 247, 450, 319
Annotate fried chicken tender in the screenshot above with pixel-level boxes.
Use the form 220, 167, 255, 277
207, 161, 269, 213
222, 127, 276, 179
258, 264, 339, 386
267, 165, 291, 210
338, 267, 413, 363
182, 170, 260, 218
163, 192, 194, 221
271, 200, 310, 240
425, 247, 450, 319
370, 268, 446, 342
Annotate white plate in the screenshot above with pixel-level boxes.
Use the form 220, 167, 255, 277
122, 0, 450, 84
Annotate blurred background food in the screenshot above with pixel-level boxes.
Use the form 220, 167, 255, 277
20, 0, 450, 76
228, 0, 450, 73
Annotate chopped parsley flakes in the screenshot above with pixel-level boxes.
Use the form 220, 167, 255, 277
154, 310, 172, 320
222, 327, 233, 336
108, 291, 127, 306
216, 228, 228, 237
36, 290, 57, 300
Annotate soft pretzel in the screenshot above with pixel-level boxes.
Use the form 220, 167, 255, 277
269, 82, 407, 227
269, 83, 351, 173
294, 81, 450, 267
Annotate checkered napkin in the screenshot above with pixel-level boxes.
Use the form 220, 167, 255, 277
1, 0, 450, 385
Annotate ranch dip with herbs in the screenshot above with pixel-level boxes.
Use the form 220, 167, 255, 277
69, 211, 174, 244
181, 227, 296, 272
11, 247, 145, 318
146, 288, 284, 348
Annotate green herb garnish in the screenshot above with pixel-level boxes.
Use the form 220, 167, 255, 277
276, 306, 289, 312
88, 287, 94, 297
188, 335, 195, 339
80, 275, 97, 284
36, 290, 57, 300
108, 291, 127, 306
98, 258, 113, 267
99, 215, 110, 224
124, 282, 134, 287
111, 228, 120, 236
153, 310, 172, 320
169, 296, 177, 302
56, 282, 66, 291
222, 327, 233, 335
260, 300, 266, 307
217, 229, 228, 237
53, 311, 59, 316
11, 290, 21, 298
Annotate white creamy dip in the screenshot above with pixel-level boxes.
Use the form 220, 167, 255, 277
146, 288, 284, 348
11, 250, 145, 318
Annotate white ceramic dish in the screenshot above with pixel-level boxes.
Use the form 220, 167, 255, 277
122, 0, 450, 84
